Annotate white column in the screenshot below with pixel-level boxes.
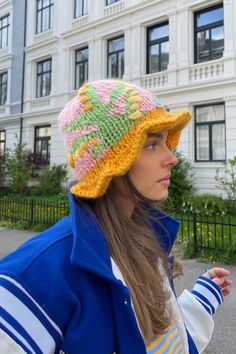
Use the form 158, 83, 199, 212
123, 27, 132, 81
130, 25, 142, 85
223, 0, 236, 77
177, 9, 190, 86
167, 11, 178, 87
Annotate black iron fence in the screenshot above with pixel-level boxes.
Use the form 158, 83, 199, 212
0, 195, 69, 228
0, 195, 235, 254
175, 212, 236, 255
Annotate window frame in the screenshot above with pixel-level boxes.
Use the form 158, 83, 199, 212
74, 0, 88, 18
194, 3, 224, 64
36, 58, 52, 98
75, 47, 89, 89
0, 130, 6, 157
146, 21, 169, 74
194, 103, 226, 162
36, 0, 54, 34
107, 35, 124, 80
34, 125, 51, 164
0, 72, 8, 106
0, 14, 9, 49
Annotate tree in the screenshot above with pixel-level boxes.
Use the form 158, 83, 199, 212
6, 142, 32, 194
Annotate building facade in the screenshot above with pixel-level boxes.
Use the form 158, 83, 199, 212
0, 0, 236, 195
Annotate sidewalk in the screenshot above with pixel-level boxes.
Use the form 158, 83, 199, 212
0, 227, 235, 354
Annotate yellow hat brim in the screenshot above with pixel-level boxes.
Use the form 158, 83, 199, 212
71, 108, 191, 198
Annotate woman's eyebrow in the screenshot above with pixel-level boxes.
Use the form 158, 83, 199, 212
147, 132, 163, 138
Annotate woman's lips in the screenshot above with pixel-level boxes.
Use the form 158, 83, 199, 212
157, 175, 171, 187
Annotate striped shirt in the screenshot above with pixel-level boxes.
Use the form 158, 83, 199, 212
147, 324, 183, 354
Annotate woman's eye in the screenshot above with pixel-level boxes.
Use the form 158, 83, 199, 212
145, 143, 156, 150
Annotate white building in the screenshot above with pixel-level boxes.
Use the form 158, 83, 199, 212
0, 0, 236, 195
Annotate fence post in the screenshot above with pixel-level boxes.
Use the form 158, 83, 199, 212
30, 199, 34, 227
193, 212, 197, 257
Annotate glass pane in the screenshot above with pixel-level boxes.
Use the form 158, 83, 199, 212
41, 140, 49, 160
0, 131, 5, 140
2, 83, 7, 105
212, 124, 225, 160
36, 126, 51, 137
2, 73, 7, 84
108, 53, 117, 78
212, 26, 224, 60
37, 0, 42, 10
84, 0, 88, 14
2, 16, 8, 27
76, 48, 88, 62
118, 51, 124, 79
149, 24, 169, 42
2, 27, 8, 48
197, 7, 223, 27
76, 0, 83, 17
37, 11, 42, 33
75, 63, 85, 89
35, 140, 41, 154
42, 73, 51, 96
37, 75, 42, 97
196, 125, 209, 160
43, 60, 51, 72
197, 30, 210, 62
149, 44, 159, 73
109, 37, 124, 53
42, 7, 49, 31
84, 61, 88, 82
43, 0, 50, 7
196, 105, 224, 122
107, 0, 118, 5
160, 41, 169, 71
0, 142, 4, 155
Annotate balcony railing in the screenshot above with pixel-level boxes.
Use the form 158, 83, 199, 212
104, 0, 125, 16
189, 59, 224, 83
141, 72, 168, 90
72, 14, 89, 30
34, 29, 53, 44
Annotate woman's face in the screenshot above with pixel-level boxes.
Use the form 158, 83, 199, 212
129, 130, 178, 202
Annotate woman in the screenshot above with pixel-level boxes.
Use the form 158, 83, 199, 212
0, 80, 232, 354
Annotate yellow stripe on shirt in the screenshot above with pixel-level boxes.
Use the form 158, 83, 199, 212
146, 324, 183, 354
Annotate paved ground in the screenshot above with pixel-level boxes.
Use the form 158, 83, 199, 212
0, 227, 235, 353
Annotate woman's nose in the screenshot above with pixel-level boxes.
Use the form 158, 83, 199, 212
164, 148, 179, 167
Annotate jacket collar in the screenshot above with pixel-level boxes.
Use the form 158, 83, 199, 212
68, 190, 180, 280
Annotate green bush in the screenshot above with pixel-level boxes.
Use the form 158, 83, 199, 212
181, 194, 228, 216
6, 142, 32, 194
166, 150, 195, 211
0, 156, 5, 188
215, 157, 236, 214
31, 164, 68, 196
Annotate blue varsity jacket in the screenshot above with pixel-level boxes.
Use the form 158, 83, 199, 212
0, 191, 212, 354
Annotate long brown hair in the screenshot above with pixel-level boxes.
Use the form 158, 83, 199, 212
85, 176, 173, 344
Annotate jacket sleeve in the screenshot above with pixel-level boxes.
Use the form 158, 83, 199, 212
177, 275, 223, 354
0, 273, 63, 354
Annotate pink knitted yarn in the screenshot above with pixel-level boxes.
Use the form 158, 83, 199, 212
93, 81, 117, 105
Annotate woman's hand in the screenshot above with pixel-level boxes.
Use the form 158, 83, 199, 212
203, 267, 232, 298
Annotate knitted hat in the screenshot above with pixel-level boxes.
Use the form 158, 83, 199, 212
58, 80, 191, 198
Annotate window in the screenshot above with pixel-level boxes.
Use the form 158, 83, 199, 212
0, 15, 9, 49
147, 22, 169, 74
195, 104, 225, 162
0, 72, 7, 106
107, 36, 124, 79
194, 4, 224, 63
106, 0, 119, 5
0, 130, 6, 157
74, 0, 88, 18
75, 47, 88, 89
36, 0, 54, 33
36, 59, 52, 98
34, 125, 51, 163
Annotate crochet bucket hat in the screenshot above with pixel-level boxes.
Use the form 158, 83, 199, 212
58, 80, 191, 198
